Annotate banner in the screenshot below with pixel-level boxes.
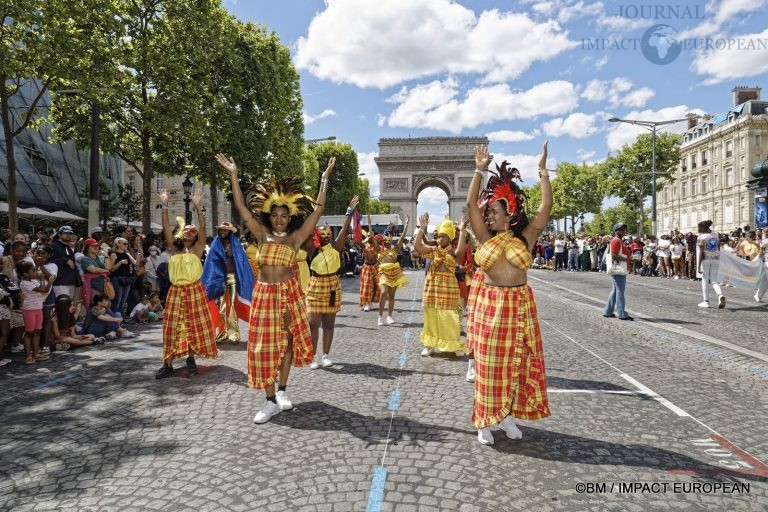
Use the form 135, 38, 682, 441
716, 250, 765, 289
755, 187, 767, 229
352, 210, 363, 242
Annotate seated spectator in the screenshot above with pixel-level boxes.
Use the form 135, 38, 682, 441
130, 295, 151, 323
52, 294, 105, 349
82, 293, 137, 340
148, 292, 164, 321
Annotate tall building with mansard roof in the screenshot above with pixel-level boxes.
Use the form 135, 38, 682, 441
658, 86, 768, 234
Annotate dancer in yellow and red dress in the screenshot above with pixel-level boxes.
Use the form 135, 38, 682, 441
465, 141, 552, 445
377, 215, 410, 326
155, 188, 217, 379
307, 196, 359, 369
414, 214, 467, 357
358, 215, 381, 312
216, 153, 335, 424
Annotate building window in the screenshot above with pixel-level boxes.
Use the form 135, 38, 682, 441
740, 206, 746, 224
741, 166, 746, 179
128, 175, 136, 192
681, 181, 688, 198
682, 209, 688, 227
725, 168, 733, 187
681, 157, 687, 172
691, 153, 697, 169
156, 174, 164, 191
756, 135, 761, 149
691, 178, 697, 196
725, 140, 733, 157
702, 174, 708, 194
725, 200, 734, 225
701, 150, 707, 165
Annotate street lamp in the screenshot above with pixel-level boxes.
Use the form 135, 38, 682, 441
608, 116, 687, 236
304, 136, 336, 144
182, 176, 193, 225
100, 187, 110, 232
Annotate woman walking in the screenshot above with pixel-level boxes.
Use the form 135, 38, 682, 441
465, 142, 552, 446
377, 216, 410, 326
697, 220, 726, 309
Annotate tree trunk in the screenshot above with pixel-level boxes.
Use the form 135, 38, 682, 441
1, 82, 18, 233
141, 132, 153, 234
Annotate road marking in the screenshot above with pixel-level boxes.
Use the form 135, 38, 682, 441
547, 389, 643, 395
36, 373, 75, 389
530, 274, 768, 364
619, 374, 690, 417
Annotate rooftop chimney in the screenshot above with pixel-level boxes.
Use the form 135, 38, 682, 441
686, 113, 700, 129
732, 86, 761, 106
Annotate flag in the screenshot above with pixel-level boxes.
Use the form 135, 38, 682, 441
716, 250, 765, 289
353, 210, 363, 242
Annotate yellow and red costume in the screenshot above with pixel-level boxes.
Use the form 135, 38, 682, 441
163, 253, 217, 361
359, 245, 380, 308
377, 248, 409, 289
470, 231, 550, 428
306, 244, 342, 314
247, 243, 313, 389
295, 248, 310, 293
420, 245, 464, 353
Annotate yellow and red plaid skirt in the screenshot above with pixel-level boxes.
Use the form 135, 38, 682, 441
423, 269, 461, 310
465, 269, 484, 353
163, 281, 217, 361
471, 282, 550, 428
378, 262, 409, 289
247, 275, 314, 389
306, 274, 342, 314
359, 263, 380, 307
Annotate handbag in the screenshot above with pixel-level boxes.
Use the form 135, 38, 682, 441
103, 279, 116, 300
606, 253, 628, 276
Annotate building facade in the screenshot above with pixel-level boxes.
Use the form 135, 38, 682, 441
658, 86, 768, 234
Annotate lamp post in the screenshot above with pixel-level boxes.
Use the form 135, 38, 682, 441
608, 116, 687, 237
100, 187, 110, 233
182, 176, 193, 225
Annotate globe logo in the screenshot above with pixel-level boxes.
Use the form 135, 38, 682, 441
641, 24, 682, 65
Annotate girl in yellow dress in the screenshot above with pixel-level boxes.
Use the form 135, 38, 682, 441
377, 215, 410, 326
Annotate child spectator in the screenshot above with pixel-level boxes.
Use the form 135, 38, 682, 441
130, 295, 151, 323
148, 292, 164, 321
17, 260, 55, 364
33, 245, 57, 353
83, 293, 137, 340
52, 294, 104, 349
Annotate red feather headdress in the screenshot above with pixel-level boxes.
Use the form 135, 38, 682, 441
478, 161, 527, 228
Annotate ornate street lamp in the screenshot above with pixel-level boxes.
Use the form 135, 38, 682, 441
183, 176, 193, 225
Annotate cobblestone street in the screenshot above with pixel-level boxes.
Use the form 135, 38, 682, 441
2, 269, 767, 511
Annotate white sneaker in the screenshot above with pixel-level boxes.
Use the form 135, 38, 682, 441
499, 416, 523, 440
321, 354, 333, 367
377, 316, 386, 326
363, 305, 370, 312
309, 357, 320, 370
253, 400, 281, 423
755, 292, 763, 303
697, 301, 710, 308
466, 360, 475, 382
674, 276, 679, 280
386, 316, 395, 325
421, 347, 433, 356
275, 391, 293, 411
718, 295, 726, 309
477, 428, 494, 445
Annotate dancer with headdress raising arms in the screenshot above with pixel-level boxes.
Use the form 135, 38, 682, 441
414, 213, 467, 357
466, 142, 551, 445
376, 215, 410, 326
155, 188, 217, 379
359, 215, 381, 312
307, 196, 359, 369
216, 153, 335, 424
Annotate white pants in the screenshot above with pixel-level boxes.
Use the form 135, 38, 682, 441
756, 260, 768, 300
700, 260, 722, 302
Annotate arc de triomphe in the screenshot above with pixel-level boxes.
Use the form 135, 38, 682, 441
375, 137, 488, 230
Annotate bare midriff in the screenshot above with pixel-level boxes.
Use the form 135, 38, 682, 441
258, 266, 295, 284
482, 259, 527, 287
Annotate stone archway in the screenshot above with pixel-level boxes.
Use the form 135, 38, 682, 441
375, 136, 488, 229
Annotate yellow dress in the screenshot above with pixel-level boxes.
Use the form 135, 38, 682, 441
420, 246, 463, 353
296, 249, 310, 292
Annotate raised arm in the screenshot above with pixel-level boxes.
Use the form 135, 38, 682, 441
295, 157, 336, 244
368, 214, 379, 252
394, 215, 410, 253
453, 216, 469, 259
157, 189, 175, 251
413, 213, 434, 256
191, 188, 207, 256
522, 141, 551, 249
215, 153, 265, 241
467, 145, 492, 243
333, 195, 358, 251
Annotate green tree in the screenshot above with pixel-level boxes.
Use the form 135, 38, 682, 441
586, 202, 648, 236
551, 162, 604, 233
306, 141, 362, 214
1, 0, 116, 233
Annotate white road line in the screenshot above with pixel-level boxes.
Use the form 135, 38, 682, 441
619, 374, 690, 417
529, 274, 768, 364
547, 389, 644, 395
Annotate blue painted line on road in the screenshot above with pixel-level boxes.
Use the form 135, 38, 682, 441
365, 466, 388, 512
694, 345, 722, 358
747, 367, 768, 378
388, 389, 401, 411
654, 332, 672, 340
36, 373, 75, 389
399, 353, 407, 367
403, 330, 411, 341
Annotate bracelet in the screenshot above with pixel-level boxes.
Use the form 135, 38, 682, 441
538, 168, 549, 178
474, 168, 484, 176
345, 207, 353, 216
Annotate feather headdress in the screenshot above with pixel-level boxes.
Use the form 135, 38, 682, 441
245, 176, 315, 219
478, 161, 527, 228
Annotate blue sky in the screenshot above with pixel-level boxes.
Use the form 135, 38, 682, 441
224, 0, 768, 230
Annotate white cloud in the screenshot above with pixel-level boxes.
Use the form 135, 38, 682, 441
594, 55, 608, 70
486, 129, 541, 142
357, 151, 380, 197
576, 148, 596, 161
681, 0, 766, 39
385, 79, 579, 132
690, 27, 768, 84
557, 1, 604, 24
604, 106, 699, 151
295, 0, 576, 89
581, 78, 654, 108
542, 112, 599, 138
490, 152, 552, 183
303, 109, 336, 125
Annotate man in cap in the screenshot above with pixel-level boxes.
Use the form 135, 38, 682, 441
603, 222, 633, 321
50, 226, 80, 300
200, 221, 254, 343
